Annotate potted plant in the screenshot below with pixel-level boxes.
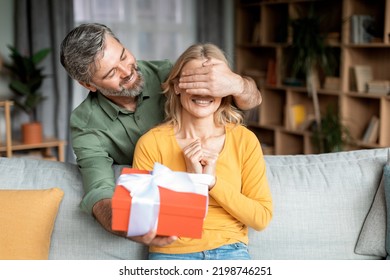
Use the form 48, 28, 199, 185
288, 5, 341, 152
4, 46, 50, 144
311, 105, 352, 153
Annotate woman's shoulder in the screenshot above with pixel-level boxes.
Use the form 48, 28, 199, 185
227, 124, 259, 145
227, 124, 255, 136
141, 123, 174, 139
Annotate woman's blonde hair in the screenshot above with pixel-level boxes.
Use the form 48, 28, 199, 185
161, 43, 243, 130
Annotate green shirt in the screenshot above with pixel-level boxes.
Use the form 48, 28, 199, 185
70, 60, 173, 214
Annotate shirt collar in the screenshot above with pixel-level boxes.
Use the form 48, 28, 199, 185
97, 92, 145, 120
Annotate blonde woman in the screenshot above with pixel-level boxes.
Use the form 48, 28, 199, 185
133, 43, 273, 260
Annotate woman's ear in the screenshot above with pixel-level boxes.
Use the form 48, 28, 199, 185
174, 83, 181, 95
78, 81, 97, 92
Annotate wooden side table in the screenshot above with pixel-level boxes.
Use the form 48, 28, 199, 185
0, 100, 67, 162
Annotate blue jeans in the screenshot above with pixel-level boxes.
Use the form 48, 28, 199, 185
148, 242, 251, 260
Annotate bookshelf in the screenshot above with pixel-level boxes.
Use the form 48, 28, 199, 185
235, 0, 390, 155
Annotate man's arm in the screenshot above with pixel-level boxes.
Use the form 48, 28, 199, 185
93, 199, 177, 246
178, 58, 262, 111
232, 75, 262, 111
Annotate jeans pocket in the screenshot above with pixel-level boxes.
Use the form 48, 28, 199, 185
218, 242, 250, 260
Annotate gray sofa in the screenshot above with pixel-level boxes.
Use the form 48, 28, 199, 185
0, 148, 388, 260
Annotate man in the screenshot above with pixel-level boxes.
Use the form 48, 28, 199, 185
60, 23, 262, 247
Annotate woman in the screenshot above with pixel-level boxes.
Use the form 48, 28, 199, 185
132, 43, 273, 260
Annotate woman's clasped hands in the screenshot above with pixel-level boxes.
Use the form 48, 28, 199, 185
182, 138, 218, 189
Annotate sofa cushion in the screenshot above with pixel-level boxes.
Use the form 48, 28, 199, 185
384, 160, 390, 259
354, 175, 386, 257
249, 148, 388, 259
0, 157, 148, 260
0, 188, 64, 260
354, 150, 389, 257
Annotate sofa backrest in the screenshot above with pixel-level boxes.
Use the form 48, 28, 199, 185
249, 148, 387, 259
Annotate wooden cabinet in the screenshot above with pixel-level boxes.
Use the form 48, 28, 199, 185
236, 0, 390, 154
0, 100, 66, 161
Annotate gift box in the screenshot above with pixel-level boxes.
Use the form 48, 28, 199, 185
112, 163, 213, 239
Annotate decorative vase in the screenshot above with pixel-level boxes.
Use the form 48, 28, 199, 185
22, 122, 42, 144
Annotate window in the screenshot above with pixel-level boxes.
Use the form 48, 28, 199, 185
73, 0, 196, 61
72, 0, 196, 109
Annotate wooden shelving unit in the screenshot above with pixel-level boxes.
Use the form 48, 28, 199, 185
235, 0, 390, 155
0, 100, 66, 161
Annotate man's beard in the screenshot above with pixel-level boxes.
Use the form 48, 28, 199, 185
95, 68, 145, 98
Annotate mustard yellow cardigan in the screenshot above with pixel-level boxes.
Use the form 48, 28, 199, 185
133, 124, 273, 254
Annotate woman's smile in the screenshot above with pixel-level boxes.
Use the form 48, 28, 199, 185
191, 96, 214, 106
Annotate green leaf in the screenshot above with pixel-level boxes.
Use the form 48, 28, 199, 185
9, 80, 31, 96
25, 93, 46, 110
6, 45, 50, 121
32, 48, 51, 65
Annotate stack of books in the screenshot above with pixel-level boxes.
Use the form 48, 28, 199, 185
367, 80, 390, 96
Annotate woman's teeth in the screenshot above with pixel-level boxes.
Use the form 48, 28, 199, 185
192, 98, 212, 105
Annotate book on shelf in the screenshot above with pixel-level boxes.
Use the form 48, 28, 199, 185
286, 104, 306, 130
352, 65, 373, 93
266, 59, 277, 86
350, 15, 375, 44
367, 80, 390, 96
362, 115, 379, 144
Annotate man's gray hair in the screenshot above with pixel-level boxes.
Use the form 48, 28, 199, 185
60, 23, 120, 83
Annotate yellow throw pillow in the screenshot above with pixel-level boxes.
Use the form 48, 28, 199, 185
0, 188, 64, 260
